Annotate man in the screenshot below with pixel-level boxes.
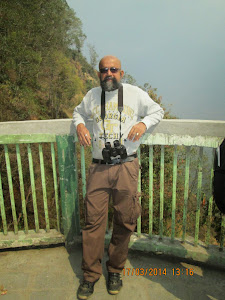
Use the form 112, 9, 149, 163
73, 55, 164, 299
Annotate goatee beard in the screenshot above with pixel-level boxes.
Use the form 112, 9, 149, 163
100, 77, 120, 91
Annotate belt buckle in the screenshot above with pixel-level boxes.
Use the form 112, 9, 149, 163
109, 157, 121, 165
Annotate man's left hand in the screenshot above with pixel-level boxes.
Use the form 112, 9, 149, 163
127, 122, 147, 142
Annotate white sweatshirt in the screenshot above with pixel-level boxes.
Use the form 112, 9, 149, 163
73, 83, 164, 159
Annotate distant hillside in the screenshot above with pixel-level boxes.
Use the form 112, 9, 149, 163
0, 0, 98, 122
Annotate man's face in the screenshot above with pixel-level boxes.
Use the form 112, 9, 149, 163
98, 57, 124, 91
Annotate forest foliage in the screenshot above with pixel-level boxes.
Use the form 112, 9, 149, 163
0, 0, 98, 122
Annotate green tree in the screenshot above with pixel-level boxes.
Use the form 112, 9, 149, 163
87, 43, 99, 69
40, 50, 84, 118
0, 0, 87, 121
121, 72, 137, 86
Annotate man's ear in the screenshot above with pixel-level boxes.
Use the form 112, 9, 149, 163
120, 70, 124, 78
97, 71, 101, 79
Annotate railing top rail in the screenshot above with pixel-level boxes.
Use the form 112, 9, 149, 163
0, 119, 224, 147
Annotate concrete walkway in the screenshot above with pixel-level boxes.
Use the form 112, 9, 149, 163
0, 245, 225, 300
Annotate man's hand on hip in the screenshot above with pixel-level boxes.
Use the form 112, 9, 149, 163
127, 122, 147, 142
76, 124, 91, 146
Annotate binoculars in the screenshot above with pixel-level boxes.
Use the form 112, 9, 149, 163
102, 140, 127, 163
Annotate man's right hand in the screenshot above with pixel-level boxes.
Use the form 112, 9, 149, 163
76, 124, 91, 146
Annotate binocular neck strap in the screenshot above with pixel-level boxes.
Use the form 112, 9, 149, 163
101, 84, 123, 142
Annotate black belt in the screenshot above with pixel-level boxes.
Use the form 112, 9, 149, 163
92, 153, 137, 165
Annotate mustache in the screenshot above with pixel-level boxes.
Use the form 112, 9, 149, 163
103, 76, 114, 82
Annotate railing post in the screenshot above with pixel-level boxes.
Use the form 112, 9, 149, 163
137, 147, 142, 237
56, 135, 80, 246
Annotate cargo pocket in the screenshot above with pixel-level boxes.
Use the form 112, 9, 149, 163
116, 191, 142, 225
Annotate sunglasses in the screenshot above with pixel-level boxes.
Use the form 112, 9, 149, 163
99, 67, 121, 74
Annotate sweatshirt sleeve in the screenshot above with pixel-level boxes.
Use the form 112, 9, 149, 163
138, 88, 164, 130
73, 90, 93, 128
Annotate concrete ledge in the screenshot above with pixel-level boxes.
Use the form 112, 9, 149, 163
0, 119, 225, 139
128, 233, 225, 269
2, 229, 224, 269
0, 229, 65, 249
74, 232, 225, 269
142, 133, 223, 147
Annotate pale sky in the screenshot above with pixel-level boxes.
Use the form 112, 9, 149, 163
67, 0, 225, 121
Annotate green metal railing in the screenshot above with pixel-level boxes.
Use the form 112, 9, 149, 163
79, 142, 225, 251
0, 134, 80, 248
0, 119, 225, 267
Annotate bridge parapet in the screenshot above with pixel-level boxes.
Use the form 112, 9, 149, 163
0, 119, 225, 268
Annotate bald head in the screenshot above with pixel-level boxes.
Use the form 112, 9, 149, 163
99, 55, 122, 70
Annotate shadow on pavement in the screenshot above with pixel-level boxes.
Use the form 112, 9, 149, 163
68, 242, 225, 300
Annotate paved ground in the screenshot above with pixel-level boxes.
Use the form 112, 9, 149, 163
0, 244, 225, 300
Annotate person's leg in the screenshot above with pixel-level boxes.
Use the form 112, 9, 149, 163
106, 158, 141, 273
82, 164, 111, 282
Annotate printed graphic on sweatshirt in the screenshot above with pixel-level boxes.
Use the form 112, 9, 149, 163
92, 101, 135, 123
91, 101, 135, 145
98, 120, 120, 140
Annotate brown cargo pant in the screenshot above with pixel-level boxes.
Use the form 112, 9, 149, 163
82, 157, 141, 282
